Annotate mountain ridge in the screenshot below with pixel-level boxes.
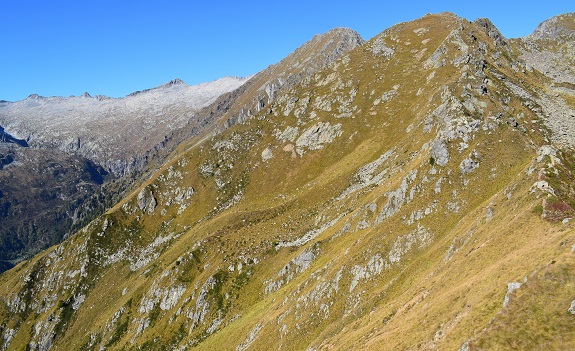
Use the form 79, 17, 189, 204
0, 75, 250, 175
1, 12, 575, 351
0, 26, 363, 274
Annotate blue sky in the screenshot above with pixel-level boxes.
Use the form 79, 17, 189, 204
1, 1, 572, 101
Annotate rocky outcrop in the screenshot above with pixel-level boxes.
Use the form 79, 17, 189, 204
137, 186, 157, 214
295, 122, 342, 155
431, 140, 450, 166
0, 125, 28, 147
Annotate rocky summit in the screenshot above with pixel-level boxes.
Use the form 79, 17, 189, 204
1, 12, 575, 351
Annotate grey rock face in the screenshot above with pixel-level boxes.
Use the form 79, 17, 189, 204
265, 244, 320, 294
519, 13, 575, 147
459, 340, 470, 351
295, 122, 342, 155
527, 13, 575, 41
388, 225, 432, 264
236, 323, 264, 351
474, 18, 507, 46
460, 157, 479, 174
307, 27, 365, 69
376, 170, 418, 223
137, 186, 157, 214
218, 27, 364, 136
187, 276, 216, 330
2, 328, 17, 350
274, 126, 300, 143
369, 37, 395, 57
431, 140, 449, 166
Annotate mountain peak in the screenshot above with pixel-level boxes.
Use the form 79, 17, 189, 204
527, 12, 575, 41
323, 27, 363, 38
314, 27, 364, 46
26, 93, 43, 100
281, 26, 364, 73
474, 17, 507, 45
162, 78, 187, 87
127, 78, 188, 97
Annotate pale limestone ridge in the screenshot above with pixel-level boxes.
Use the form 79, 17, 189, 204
0, 76, 249, 176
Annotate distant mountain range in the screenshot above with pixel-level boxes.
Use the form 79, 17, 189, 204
0, 76, 249, 176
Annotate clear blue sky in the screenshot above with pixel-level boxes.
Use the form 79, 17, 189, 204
1, 1, 572, 101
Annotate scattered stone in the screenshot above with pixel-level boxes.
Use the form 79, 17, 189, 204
503, 282, 522, 308
274, 126, 300, 143
282, 143, 297, 158
261, 147, 273, 162
531, 180, 555, 195
460, 157, 479, 174
369, 37, 395, 58
434, 178, 443, 194
506, 117, 527, 132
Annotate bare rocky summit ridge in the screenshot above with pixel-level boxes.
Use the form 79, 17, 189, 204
518, 12, 575, 148
1, 12, 575, 351
208, 27, 365, 132
0, 76, 249, 176
527, 12, 575, 41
